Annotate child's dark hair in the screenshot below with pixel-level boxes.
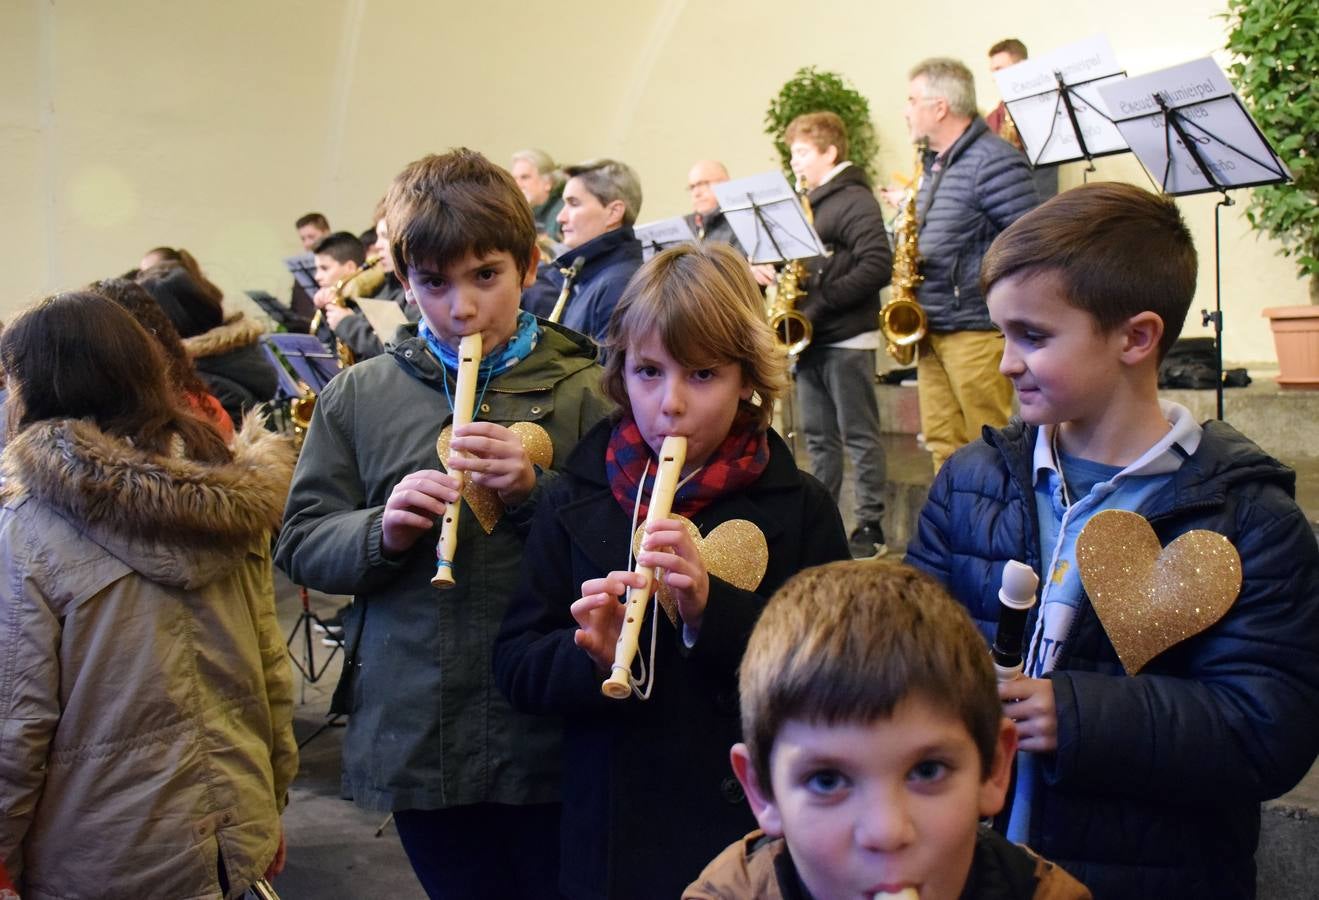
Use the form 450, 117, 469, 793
90, 277, 211, 402
296, 212, 330, 231
601, 243, 787, 431
0, 292, 230, 464
138, 246, 224, 306
385, 148, 538, 280
138, 262, 226, 339
981, 182, 1198, 359
313, 231, 368, 267
740, 559, 1002, 795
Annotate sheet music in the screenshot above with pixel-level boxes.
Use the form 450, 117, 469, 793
995, 34, 1129, 165
1098, 57, 1289, 194
713, 171, 824, 265
283, 252, 320, 295
634, 216, 697, 261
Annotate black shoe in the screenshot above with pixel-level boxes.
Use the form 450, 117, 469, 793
848, 522, 889, 559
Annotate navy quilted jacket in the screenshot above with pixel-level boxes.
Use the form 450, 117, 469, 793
906, 418, 1319, 899
915, 118, 1039, 332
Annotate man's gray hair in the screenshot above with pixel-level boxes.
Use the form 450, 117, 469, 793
909, 57, 978, 119
564, 159, 644, 227
511, 148, 563, 183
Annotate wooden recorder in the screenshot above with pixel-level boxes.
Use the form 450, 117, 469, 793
432, 333, 483, 589
601, 435, 688, 699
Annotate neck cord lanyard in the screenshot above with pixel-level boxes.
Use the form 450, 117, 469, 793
623, 456, 701, 700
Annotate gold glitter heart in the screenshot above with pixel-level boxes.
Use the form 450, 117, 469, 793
1076, 509, 1242, 674
632, 516, 769, 625
436, 422, 553, 533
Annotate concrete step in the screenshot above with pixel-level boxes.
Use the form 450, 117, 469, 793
875, 376, 1319, 463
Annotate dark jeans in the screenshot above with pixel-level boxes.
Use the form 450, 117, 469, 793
394, 803, 562, 900
797, 346, 887, 524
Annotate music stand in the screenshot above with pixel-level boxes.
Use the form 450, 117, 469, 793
246, 289, 312, 334
996, 34, 1129, 173
634, 216, 698, 261
714, 171, 823, 267
714, 172, 825, 458
1099, 57, 1291, 418
258, 334, 347, 723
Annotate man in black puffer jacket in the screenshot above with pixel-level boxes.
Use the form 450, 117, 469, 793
905, 57, 1039, 471
775, 112, 893, 559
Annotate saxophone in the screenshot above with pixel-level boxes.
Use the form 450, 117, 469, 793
765, 177, 814, 358
308, 256, 385, 367
880, 145, 929, 366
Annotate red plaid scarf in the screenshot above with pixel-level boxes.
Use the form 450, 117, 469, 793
606, 411, 769, 519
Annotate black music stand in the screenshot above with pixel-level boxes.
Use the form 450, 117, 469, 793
246, 289, 313, 334
715, 172, 825, 460
634, 216, 697, 261
1006, 70, 1130, 173
1100, 57, 1291, 419
259, 334, 348, 740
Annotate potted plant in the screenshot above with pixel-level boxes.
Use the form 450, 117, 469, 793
1225, 0, 1319, 383
764, 67, 879, 184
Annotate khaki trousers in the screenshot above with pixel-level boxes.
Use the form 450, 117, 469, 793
917, 330, 1014, 472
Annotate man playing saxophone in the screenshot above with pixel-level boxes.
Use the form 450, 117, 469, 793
311, 231, 389, 362
902, 58, 1038, 472
780, 111, 894, 559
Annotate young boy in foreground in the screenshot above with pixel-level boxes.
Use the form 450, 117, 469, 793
275, 149, 609, 898
906, 182, 1319, 898
685, 559, 1089, 900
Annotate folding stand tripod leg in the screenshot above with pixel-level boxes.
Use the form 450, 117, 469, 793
285, 586, 343, 701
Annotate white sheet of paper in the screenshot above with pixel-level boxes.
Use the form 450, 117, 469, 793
1098, 57, 1288, 194
995, 34, 1128, 165
713, 171, 824, 265
355, 298, 411, 344
634, 216, 697, 261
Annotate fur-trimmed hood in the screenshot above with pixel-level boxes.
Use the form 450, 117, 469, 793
1, 415, 294, 588
182, 312, 266, 359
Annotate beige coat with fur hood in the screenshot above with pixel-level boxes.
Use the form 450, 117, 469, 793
0, 417, 298, 900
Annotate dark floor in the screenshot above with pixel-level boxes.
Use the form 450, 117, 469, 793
273, 581, 426, 899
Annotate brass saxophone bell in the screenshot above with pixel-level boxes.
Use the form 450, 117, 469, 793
880, 144, 929, 366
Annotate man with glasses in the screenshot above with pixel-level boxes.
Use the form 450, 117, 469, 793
683, 160, 742, 252
904, 57, 1039, 472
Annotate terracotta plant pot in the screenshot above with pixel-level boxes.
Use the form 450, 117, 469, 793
1263, 305, 1319, 388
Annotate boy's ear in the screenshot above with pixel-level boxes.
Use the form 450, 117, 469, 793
730, 743, 783, 837
1117, 311, 1165, 366
978, 717, 1018, 819
522, 245, 541, 288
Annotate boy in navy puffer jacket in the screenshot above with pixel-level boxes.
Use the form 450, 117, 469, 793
906, 182, 1319, 899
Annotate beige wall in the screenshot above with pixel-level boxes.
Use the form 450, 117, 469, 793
3, 0, 1306, 363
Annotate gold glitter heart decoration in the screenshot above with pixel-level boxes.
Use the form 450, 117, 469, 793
632, 516, 768, 625
1075, 509, 1242, 674
436, 422, 553, 533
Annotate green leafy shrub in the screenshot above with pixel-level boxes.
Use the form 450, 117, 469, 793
1224, 0, 1319, 289
764, 67, 879, 184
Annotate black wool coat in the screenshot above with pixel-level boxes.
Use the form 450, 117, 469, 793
494, 419, 849, 900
